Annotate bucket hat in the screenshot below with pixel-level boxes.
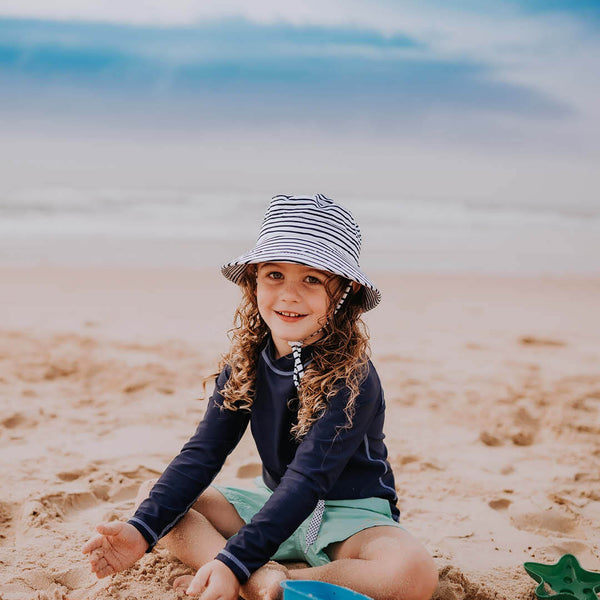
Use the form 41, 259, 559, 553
221, 194, 381, 311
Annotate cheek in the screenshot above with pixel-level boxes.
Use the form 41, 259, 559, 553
255, 285, 270, 315
311, 292, 331, 317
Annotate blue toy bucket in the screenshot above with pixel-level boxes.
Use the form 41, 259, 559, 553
280, 580, 373, 600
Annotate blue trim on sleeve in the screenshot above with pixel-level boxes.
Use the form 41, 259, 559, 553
216, 549, 251, 583
128, 517, 158, 550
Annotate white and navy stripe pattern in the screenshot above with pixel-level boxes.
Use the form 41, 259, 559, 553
289, 281, 352, 389
289, 281, 353, 551
222, 194, 381, 312
289, 342, 325, 551
289, 342, 304, 390
222, 194, 380, 551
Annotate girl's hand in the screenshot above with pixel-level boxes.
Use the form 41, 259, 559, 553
82, 521, 148, 578
184, 560, 240, 599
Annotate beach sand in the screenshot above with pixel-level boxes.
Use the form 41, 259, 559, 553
1, 266, 599, 600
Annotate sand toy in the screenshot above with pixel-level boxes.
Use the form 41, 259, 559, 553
281, 580, 373, 600
524, 554, 600, 600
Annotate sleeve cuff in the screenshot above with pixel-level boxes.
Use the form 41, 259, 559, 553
127, 518, 157, 553
215, 550, 251, 584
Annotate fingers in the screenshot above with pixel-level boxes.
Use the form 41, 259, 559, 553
86, 548, 114, 579
88, 548, 106, 570
82, 531, 113, 580
96, 521, 123, 536
173, 574, 221, 599
82, 522, 121, 555
186, 570, 209, 595
174, 564, 240, 599
95, 563, 116, 579
185, 562, 239, 600
173, 575, 195, 590
82, 533, 104, 555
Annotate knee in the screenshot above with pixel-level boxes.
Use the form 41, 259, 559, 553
399, 550, 439, 600
192, 486, 225, 513
134, 478, 158, 510
384, 548, 439, 600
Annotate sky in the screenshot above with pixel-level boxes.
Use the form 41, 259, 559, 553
0, 0, 599, 205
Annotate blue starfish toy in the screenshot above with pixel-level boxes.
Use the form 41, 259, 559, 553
524, 554, 600, 600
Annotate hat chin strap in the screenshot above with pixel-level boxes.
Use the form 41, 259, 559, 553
287, 282, 352, 389
286, 282, 352, 551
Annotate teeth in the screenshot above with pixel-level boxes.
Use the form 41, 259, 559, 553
279, 311, 303, 317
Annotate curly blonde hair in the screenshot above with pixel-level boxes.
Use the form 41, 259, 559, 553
214, 266, 371, 439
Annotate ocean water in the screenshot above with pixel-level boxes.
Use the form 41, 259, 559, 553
1, 186, 599, 274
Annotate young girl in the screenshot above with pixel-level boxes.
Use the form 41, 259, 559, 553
83, 194, 438, 600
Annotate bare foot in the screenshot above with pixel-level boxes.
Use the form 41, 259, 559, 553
244, 561, 289, 600
173, 562, 288, 600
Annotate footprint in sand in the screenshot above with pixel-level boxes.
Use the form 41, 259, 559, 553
21, 491, 102, 530
51, 463, 163, 524
480, 403, 540, 447
509, 501, 581, 536
19, 465, 156, 532
541, 541, 599, 566
57, 461, 160, 494
53, 565, 97, 591
23, 565, 95, 596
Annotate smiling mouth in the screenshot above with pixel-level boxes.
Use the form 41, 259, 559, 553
275, 310, 307, 321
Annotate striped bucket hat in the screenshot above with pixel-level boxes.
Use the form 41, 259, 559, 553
221, 194, 381, 311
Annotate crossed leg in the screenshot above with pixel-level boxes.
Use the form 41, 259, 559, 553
290, 525, 439, 600
134, 481, 438, 600
134, 480, 288, 600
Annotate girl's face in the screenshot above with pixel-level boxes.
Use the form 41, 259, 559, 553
255, 262, 336, 359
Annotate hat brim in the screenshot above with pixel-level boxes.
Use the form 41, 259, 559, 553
221, 236, 381, 311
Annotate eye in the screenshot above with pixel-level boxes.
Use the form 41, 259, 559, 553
266, 271, 283, 280
305, 275, 323, 285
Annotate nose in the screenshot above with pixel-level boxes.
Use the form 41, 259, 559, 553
279, 279, 302, 303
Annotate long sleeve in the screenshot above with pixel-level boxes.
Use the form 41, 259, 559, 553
128, 367, 250, 549
215, 368, 384, 582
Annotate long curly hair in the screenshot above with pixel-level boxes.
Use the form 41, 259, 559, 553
214, 265, 371, 440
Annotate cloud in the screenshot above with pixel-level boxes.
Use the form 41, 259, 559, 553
1, 0, 599, 25
0, 18, 573, 121
0, 2, 599, 156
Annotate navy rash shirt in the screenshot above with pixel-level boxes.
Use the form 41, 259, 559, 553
128, 339, 399, 583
